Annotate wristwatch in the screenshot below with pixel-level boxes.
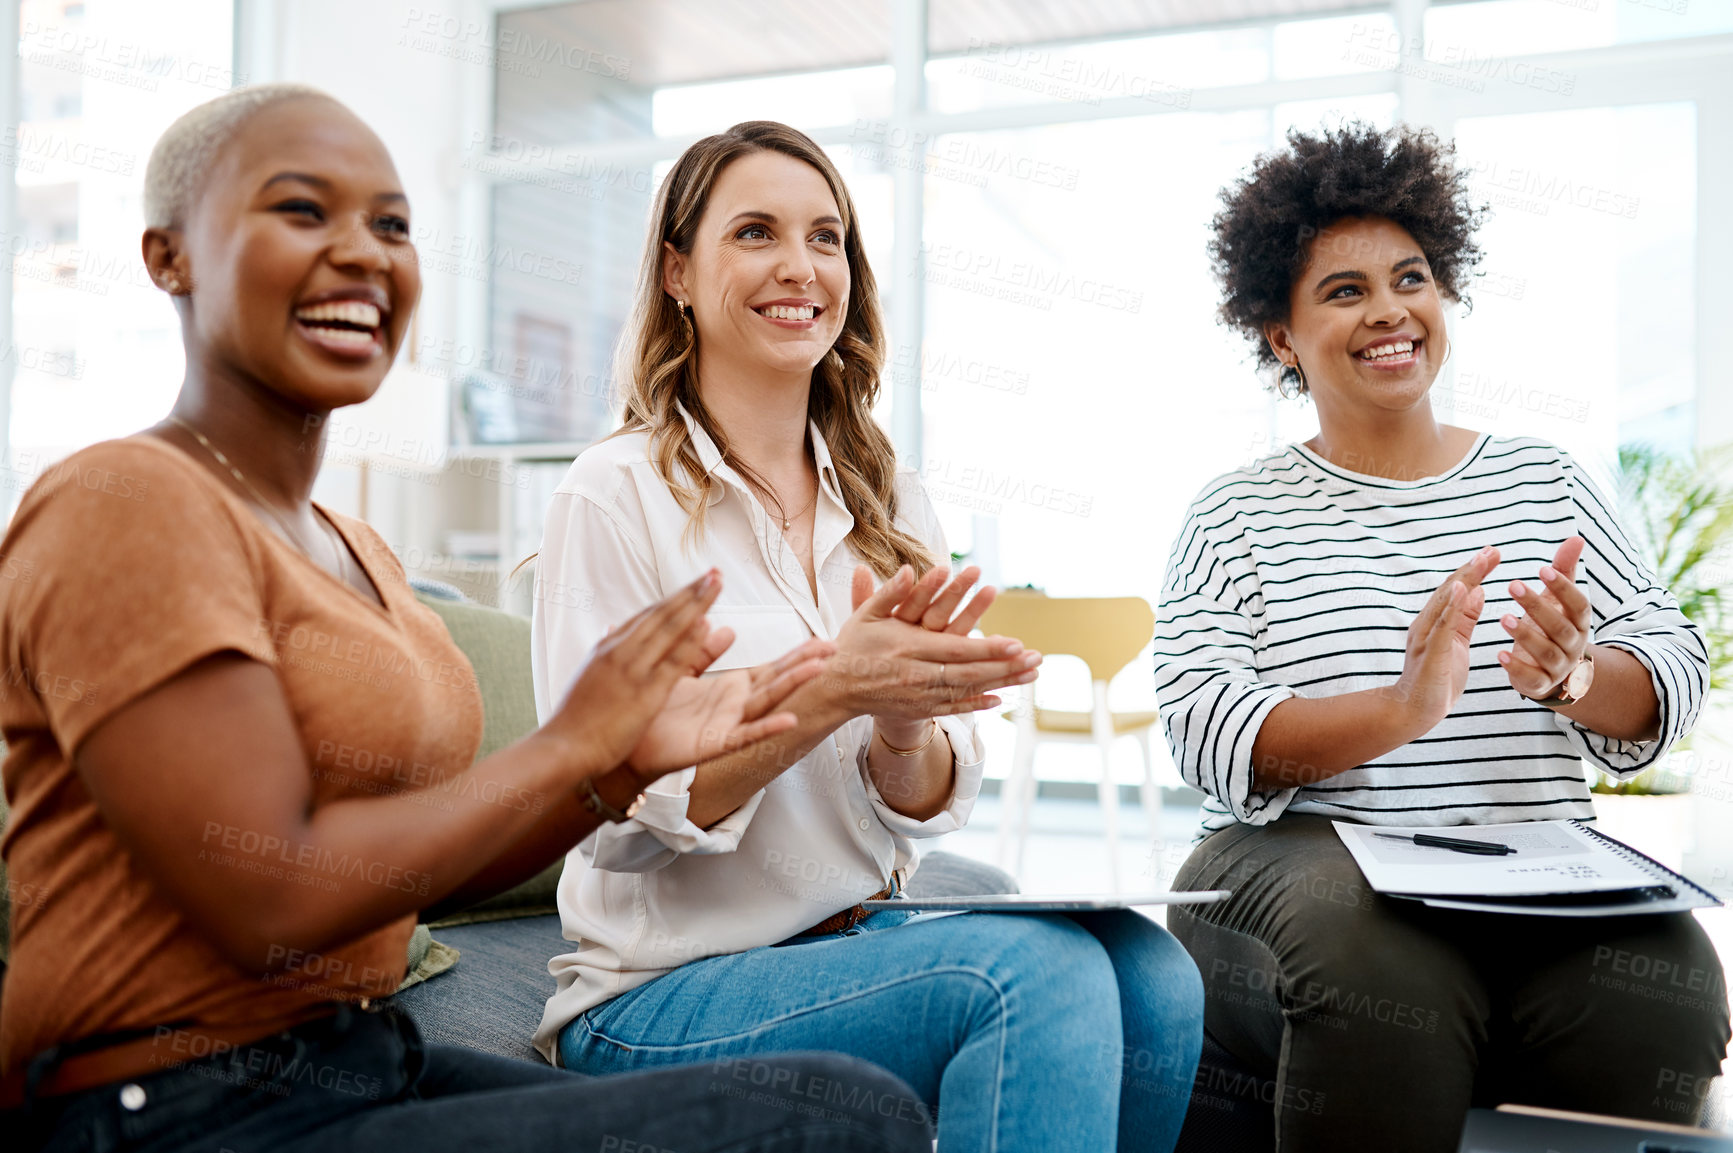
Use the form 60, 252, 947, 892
579, 771, 646, 823
1527, 653, 1595, 710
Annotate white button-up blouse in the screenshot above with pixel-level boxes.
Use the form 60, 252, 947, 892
528, 410, 985, 1063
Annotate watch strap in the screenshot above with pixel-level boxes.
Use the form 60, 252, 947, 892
1528, 654, 1592, 709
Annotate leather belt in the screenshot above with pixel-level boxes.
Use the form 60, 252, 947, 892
799, 870, 904, 936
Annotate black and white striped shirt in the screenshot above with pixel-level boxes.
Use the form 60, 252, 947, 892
1154, 435, 1707, 836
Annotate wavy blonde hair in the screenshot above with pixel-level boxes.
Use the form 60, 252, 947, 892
615, 121, 931, 579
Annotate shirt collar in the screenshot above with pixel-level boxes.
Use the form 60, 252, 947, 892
675, 400, 845, 504
808, 422, 844, 503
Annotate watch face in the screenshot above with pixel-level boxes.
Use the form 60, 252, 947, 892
1565, 658, 1595, 700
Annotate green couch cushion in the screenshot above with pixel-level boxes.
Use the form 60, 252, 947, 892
412, 593, 564, 925
413, 594, 541, 762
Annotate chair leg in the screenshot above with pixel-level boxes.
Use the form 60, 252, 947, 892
1093, 681, 1121, 893
1013, 736, 1039, 881
1136, 728, 1162, 846
996, 695, 1037, 877
994, 732, 1025, 871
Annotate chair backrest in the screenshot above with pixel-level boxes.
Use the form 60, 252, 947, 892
979, 590, 1156, 684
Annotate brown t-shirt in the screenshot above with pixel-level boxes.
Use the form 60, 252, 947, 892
0, 436, 483, 1076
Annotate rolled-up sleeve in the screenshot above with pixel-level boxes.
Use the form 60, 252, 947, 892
582, 765, 764, 871
854, 475, 986, 837
533, 487, 756, 872
1154, 521, 1297, 825
859, 714, 985, 837
1555, 458, 1708, 778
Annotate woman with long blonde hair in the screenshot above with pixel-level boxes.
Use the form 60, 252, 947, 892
530, 121, 1205, 1152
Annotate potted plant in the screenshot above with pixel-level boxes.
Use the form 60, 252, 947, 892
1590, 444, 1733, 798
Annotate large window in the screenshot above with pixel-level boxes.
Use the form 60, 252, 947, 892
9, 0, 234, 492
454, 1, 1733, 797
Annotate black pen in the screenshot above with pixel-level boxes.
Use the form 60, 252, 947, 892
1373, 832, 1516, 856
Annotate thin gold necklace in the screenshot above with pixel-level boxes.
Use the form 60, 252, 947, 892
166, 415, 348, 574
763, 480, 818, 532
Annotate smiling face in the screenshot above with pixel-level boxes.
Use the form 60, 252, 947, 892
1265, 215, 1450, 419
151, 96, 420, 413
661, 149, 849, 382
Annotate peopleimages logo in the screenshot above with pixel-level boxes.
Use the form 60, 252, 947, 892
0, 125, 135, 175
399, 8, 631, 79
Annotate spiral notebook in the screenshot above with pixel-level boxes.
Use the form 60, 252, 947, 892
1333, 819, 1722, 918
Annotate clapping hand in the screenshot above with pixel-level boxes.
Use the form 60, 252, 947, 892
1390, 545, 1499, 730
545, 571, 830, 786
830, 564, 1040, 721
627, 637, 836, 777
877, 563, 999, 637
1498, 536, 1591, 700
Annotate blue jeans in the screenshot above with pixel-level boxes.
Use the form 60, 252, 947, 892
20, 1002, 931, 1152
560, 909, 1205, 1153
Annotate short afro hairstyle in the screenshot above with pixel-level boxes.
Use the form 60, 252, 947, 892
1209, 122, 1486, 393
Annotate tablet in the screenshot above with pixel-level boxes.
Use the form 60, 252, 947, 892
861, 890, 1233, 913
1457, 1105, 1733, 1152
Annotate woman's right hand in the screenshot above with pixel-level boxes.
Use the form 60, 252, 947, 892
822, 564, 1041, 721
539, 570, 731, 778
626, 637, 837, 778
1389, 545, 1499, 731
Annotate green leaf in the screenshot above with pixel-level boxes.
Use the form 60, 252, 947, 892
1616, 444, 1733, 698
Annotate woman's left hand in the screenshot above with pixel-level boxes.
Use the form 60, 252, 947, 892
1498, 535, 1591, 699
868, 563, 1001, 742
887, 564, 998, 637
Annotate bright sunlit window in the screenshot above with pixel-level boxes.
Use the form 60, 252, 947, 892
10, 0, 233, 474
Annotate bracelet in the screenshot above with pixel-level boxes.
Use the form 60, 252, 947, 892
876, 720, 940, 757
579, 773, 646, 823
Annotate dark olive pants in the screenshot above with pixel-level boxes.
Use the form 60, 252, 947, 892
1171, 814, 1731, 1153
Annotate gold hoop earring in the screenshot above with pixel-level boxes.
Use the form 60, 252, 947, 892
1277, 359, 1305, 399
1439, 337, 1452, 370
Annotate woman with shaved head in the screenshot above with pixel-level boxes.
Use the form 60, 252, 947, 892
0, 85, 929, 1153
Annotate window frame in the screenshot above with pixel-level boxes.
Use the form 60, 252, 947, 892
463, 1, 1733, 460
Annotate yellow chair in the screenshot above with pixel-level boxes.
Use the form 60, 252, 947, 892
979, 590, 1164, 892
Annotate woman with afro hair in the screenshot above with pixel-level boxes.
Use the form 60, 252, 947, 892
1153, 121, 1728, 1150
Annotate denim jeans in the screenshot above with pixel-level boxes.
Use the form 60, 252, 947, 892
560, 909, 1205, 1153
19, 1001, 932, 1152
